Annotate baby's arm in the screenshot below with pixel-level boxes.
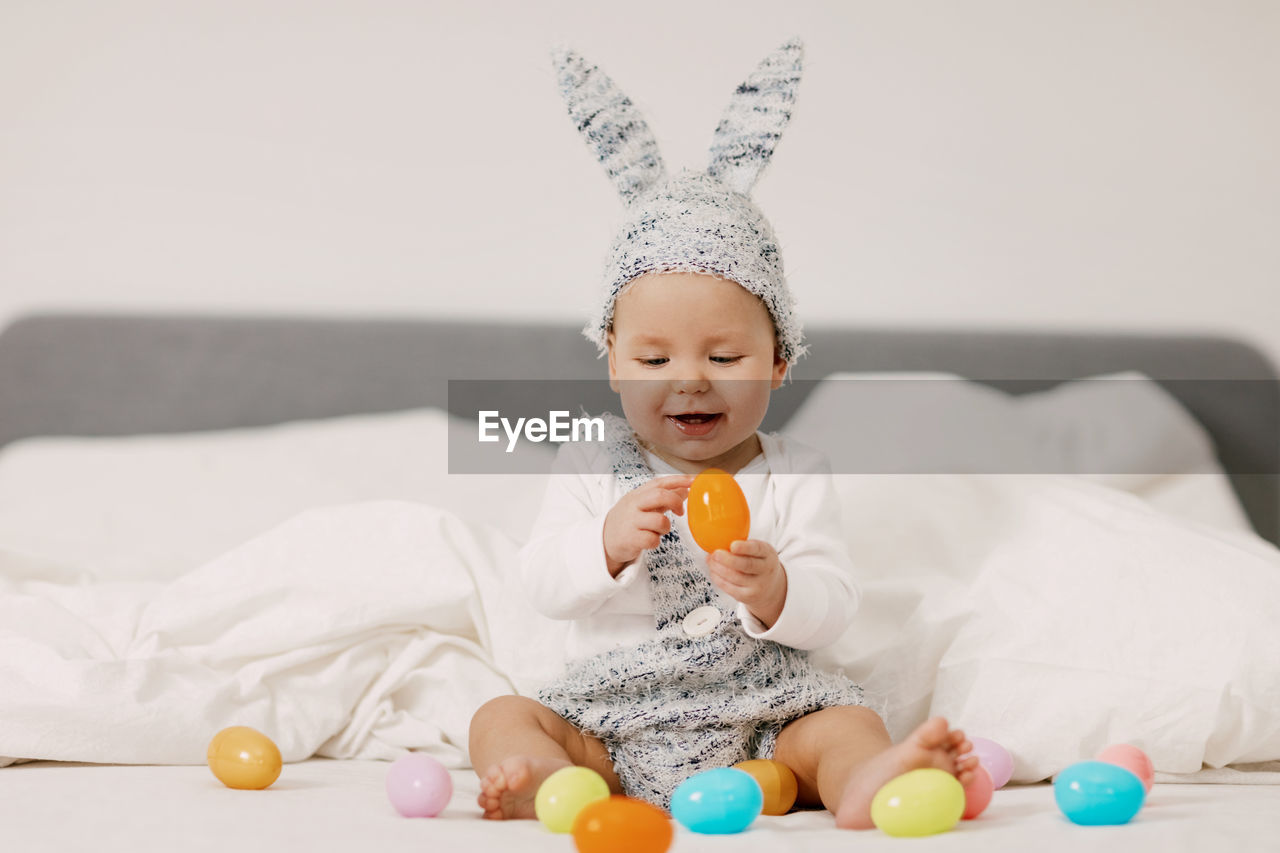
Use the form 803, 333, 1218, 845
731, 453, 859, 650
707, 540, 787, 627
602, 475, 695, 575
518, 442, 691, 619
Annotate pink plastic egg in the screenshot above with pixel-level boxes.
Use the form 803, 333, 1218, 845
966, 737, 1013, 789
961, 765, 994, 819
1097, 744, 1154, 793
386, 753, 453, 817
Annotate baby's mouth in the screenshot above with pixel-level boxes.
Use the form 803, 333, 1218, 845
667, 412, 722, 435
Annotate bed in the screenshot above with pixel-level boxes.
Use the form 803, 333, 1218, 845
1, 312, 1278, 851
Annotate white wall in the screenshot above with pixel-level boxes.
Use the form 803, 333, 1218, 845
2, 0, 1277, 365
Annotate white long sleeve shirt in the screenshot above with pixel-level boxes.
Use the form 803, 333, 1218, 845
518, 430, 860, 663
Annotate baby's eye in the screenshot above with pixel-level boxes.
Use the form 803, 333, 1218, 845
711, 356, 744, 365
639, 357, 668, 367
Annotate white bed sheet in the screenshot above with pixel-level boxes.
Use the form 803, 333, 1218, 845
2, 758, 1278, 853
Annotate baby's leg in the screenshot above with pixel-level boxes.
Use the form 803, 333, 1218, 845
468, 695, 622, 820
773, 706, 978, 830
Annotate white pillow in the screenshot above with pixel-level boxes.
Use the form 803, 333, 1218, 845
785, 370, 1254, 533
0, 408, 557, 583
929, 476, 1280, 780
810, 473, 1280, 780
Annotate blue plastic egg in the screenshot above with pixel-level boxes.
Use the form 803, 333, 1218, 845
669, 768, 763, 834
1054, 760, 1146, 825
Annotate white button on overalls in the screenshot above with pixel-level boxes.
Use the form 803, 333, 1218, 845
682, 606, 722, 638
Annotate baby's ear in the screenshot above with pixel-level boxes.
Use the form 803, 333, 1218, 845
606, 332, 621, 392
705, 37, 805, 195
765, 339, 789, 387
550, 45, 669, 206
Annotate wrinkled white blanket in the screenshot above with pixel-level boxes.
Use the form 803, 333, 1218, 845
0, 503, 519, 768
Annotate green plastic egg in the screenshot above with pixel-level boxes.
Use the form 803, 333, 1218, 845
870, 768, 965, 837
534, 766, 610, 833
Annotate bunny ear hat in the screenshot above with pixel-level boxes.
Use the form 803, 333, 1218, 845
552, 37, 808, 365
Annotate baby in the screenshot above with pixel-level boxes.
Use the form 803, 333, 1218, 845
468, 39, 977, 829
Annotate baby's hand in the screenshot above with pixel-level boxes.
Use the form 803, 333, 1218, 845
602, 475, 695, 577
708, 540, 787, 629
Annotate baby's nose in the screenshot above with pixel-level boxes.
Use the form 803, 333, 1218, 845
672, 375, 710, 393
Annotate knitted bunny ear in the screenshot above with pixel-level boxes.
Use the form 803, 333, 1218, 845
551, 46, 668, 206
706, 37, 805, 195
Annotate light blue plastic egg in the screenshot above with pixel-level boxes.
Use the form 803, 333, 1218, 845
1054, 760, 1146, 825
669, 768, 764, 834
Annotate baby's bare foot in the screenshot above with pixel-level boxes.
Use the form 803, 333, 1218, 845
476, 756, 573, 820
834, 717, 979, 830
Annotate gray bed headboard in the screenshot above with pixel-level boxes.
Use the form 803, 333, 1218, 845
0, 312, 1276, 544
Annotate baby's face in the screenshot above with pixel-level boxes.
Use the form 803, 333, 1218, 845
606, 271, 788, 474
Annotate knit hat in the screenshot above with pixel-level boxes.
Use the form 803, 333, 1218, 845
551, 38, 808, 365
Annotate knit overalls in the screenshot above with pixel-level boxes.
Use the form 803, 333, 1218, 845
538, 412, 868, 809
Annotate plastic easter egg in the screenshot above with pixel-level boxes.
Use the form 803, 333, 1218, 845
961, 764, 994, 820
670, 767, 763, 834
572, 795, 673, 853
966, 736, 1014, 789
1054, 760, 1146, 825
687, 468, 750, 554
870, 768, 965, 837
206, 726, 282, 790
385, 753, 453, 817
535, 766, 611, 833
733, 759, 798, 816
1097, 744, 1154, 792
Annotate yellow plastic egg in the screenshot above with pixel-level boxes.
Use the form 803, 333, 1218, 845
534, 766, 610, 833
870, 768, 965, 837
733, 759, 798, 816
207, 726, 283, 790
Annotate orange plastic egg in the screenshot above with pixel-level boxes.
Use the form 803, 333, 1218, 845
733, 759, 799, 816
572, 796, 673, 853
207, 726, 282, 790
687, 468, 750, 553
